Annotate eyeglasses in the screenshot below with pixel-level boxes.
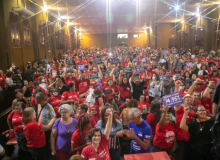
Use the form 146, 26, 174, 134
91, 109, 97, 111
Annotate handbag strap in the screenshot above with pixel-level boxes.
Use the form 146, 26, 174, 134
90, 145, 101, 160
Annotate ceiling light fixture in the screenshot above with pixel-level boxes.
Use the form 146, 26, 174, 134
57, 17, 61, 21
181, 20, 184, 23
196, 13, 200, 17
174, 5, 180, 10
43, 2, 47, 11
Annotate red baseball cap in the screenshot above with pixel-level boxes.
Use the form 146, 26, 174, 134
91, 81, 97, 86
89, 106, 97, 112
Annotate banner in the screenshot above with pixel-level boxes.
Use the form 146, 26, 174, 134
159, 75, 167, 82
90, 73, 99, 79
135, 66, 145, 73
103, 89, 113, 94
162, 91, 183, 108
123, 68, 132, 74
133, 58, 138, 63
77, 65, 85, 71
185, 62, 194, 67
94, 59, 102, 64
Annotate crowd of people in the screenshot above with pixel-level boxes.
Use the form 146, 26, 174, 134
2, 46, 220, 160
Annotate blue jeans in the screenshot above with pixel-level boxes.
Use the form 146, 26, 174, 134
15, 134, 21, 155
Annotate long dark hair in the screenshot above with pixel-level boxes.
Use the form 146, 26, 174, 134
150, 100, 161, 122
75, 114, 91, 144
121, 77, 130, 91
100, 107, 117, 128
67, 83, 74, 92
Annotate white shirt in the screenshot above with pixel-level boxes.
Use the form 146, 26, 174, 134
86, 94, 96, 107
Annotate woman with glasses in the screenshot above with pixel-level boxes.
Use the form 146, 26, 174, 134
51, 104, 77, 160
180, 105, 214, 160
81, 108, 113, 160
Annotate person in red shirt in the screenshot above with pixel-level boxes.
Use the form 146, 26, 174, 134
61, 83, 87, 106
201, 81, 215, 116
22, 107, 56, 160
89, 106, 98, 123
138, 95, 150, 112
0, 70, 6, 90
7, 102, 25, 159
50, 63, 59, 82
153, 106, 176, 155
50, 88, 62, 117
102, 79, 118, 103
146, 100, 161, 146
64, 70, 78, 92
174, 94, 195, 160
81, 108, 113, 160
77, 74, 90, 94
118, 72, 131, 104
76, 104, 97, 127
70, 114, 92, 155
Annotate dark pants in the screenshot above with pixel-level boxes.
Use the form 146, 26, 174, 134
152, 145, 171, 155
149, 96, 154, 104
27, 146, 46, 160
45, 130, 52, 160
176, 140, 189, 160
109, 148, 121, 160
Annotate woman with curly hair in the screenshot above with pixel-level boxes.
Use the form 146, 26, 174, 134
70, 114, 92, 155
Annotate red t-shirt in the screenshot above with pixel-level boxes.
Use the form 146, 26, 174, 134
7, 111, 23, 134
146, 113, 157, 135
153, 123, 176, 149
50, 95, 61, 117
138, 101, 149, 111
61, 91, 79, 105
77, 79, 90, 94
76, 114, 97, 128
175, 105, 195, 141
192, 100, 201, 110
81, 136, 110, 160
71, 126, 92, 154
65, 77, 78, 91
119, 85, 131, 100
201, 98, 212, 114
0, 75, 5, 89
103, 85, 118, 102
23, 121, 45, 148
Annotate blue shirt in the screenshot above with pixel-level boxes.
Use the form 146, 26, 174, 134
96, 119, 123, 135
38, 103, 56, 125
129, 119, 152, 153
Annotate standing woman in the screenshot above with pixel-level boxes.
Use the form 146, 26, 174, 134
22, 107, 56, 160
180, 105, 214, 160
119, 71, 131, 104
147, 73, 162, 103
61, 83, 87, 106
50, 104, 77, 160
70, 114, 92, 155
81, 108, 113, 160
146, 100, 161, 149
152, 106, 176, 155
12, 89, 27, 110
102, 78, 118, 103
96, 107, 123, 160
7, 102, 26, 159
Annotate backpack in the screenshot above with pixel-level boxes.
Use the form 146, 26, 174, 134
18, 132, 27, 151
212, 105, 220, 160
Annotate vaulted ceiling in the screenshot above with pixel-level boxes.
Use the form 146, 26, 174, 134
33, 0, 219, 34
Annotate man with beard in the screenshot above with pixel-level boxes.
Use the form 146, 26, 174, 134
174, 91, 195, 160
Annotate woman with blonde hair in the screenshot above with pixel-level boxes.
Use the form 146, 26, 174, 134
22, 107, 56, 160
